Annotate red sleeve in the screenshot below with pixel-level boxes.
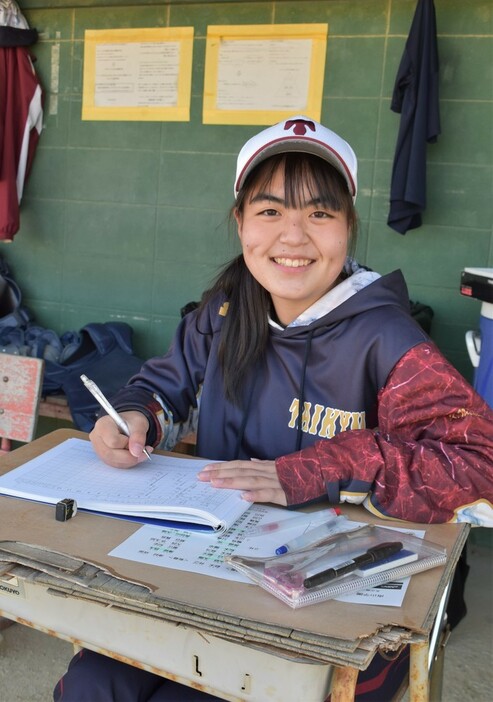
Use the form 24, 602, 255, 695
275, 342, 493, 525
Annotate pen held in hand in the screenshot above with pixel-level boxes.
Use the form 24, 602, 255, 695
80, 374, 152, 461
303, 541, 403, 589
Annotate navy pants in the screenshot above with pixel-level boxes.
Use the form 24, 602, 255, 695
54, 647, 409, 702
53, 649, 221, 702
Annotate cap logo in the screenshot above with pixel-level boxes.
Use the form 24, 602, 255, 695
284, 119, 316, 136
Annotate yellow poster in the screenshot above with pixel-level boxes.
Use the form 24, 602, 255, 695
203, 24, 328, 125
82, 27, 194, 121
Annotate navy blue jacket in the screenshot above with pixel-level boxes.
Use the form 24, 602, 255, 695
387, 0, 440, 234
112, 270, 426, 461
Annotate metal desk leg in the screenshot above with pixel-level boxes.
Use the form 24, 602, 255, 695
409, 641, 429, 702
331, 666, 359, 702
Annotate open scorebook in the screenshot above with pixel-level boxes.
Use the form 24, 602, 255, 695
0, 438, 250, 533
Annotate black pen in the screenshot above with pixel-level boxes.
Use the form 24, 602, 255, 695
303, 541, 403, 589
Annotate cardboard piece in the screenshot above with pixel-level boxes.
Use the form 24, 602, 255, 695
0, 429, 468, 665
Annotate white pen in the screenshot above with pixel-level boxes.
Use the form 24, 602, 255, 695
80, 374, 152, 461
246, 507, 342, 537
275, 516, 344, 555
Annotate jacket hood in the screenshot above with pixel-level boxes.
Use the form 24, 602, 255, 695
275, 269, 411, 338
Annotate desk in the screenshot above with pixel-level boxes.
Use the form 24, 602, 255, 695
0, 430, 468, 702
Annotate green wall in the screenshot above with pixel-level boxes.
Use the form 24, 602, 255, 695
2, 0, 492, 381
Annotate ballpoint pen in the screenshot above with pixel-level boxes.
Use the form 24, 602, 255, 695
80, 374, 152, 461
303, 541, 403, 589
246, 507, 342, 538
275, 511, 342, 554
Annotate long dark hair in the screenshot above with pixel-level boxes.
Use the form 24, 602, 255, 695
201, 152, 358, 405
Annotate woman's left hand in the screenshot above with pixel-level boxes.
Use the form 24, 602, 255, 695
197, 459, 287, 506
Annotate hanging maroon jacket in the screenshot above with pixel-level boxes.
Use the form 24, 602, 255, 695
0, 45, 43, 240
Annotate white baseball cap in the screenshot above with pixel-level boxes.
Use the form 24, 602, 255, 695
234, 115, 357, 201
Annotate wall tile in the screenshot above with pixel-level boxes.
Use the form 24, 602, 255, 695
367, 222, 491, 288
69, 99, 163, 150
426, 164, 493, 230
435, 0, 493, 34
325, 38, 386, 97
24, 7, 74, 40
1, 201, 65, 302
160, 100, 250, 154
140, 316, 181, 358
170, 1, 272, 37
61, 253, 152, 313
155, 206, 236, 267
17, 199, 67, 254
23, 148, 68, 201
65, 202, 157, 258
321, 98, 381, 161
433, 101, 493, 166
73, 6, 168, 40
440, 37, 493, 101
65, 149, 160, 204
152, 260, 215, 317
158, 152, 233, 211
375, 100, 400, 160
275, 0, 388, 34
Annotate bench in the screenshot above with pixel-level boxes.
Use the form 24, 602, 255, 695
38, 395, 73, 422
38, 395, 196, 455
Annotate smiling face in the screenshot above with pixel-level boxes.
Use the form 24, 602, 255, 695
235, 154, 356, 326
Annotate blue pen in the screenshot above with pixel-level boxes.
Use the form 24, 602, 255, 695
275, 512, 342, 555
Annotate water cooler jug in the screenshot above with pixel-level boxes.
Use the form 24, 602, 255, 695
460, 267, 493, 408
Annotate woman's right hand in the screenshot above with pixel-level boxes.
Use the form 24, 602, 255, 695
89, 411, 153, 468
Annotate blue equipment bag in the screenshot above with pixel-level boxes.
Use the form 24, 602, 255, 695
43, 322, 145, 432
1, 254, 144, 432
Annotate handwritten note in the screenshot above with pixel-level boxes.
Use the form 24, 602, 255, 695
109, 504, 317, 584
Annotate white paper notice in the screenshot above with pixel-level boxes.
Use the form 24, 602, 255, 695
95, 42, 180, 108
216, 39, 312, 111
110, 505, 355, 584
110, 514, 425, 607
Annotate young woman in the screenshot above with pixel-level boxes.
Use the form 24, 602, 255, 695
55, 116, 493, 702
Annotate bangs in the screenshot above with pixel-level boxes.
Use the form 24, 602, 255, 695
245, 152, 350, 212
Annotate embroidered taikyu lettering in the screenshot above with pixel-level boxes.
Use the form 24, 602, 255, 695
288, 398, 366, 439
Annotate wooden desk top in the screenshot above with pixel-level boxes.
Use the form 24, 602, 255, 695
0, 429, 468, 668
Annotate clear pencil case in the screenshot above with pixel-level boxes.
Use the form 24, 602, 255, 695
226, 523, 446, 609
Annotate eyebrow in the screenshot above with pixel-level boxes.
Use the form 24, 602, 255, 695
250, 192, 324, 207
250, 192, 284, 205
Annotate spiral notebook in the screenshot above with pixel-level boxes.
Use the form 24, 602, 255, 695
226, 524, 447, 609
0, 438, 249, 533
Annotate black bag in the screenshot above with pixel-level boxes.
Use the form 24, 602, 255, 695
410, 300, 434, 334
0, 257, 31, 334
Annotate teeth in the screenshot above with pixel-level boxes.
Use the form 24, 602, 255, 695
274, 258, 312, 268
